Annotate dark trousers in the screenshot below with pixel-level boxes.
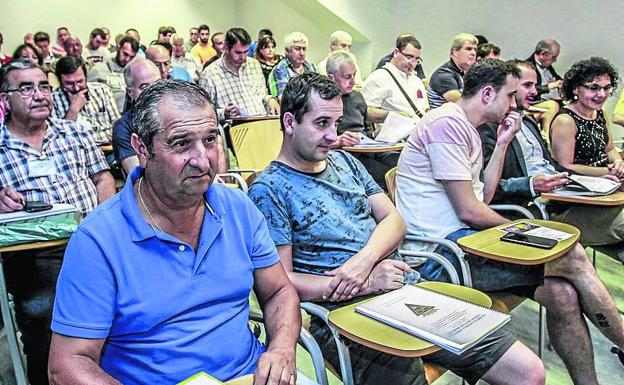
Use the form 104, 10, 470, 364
351, 151, 400, 191
3, 247, 63, 385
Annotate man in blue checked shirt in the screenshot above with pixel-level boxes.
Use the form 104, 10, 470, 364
0, 59, 115, 384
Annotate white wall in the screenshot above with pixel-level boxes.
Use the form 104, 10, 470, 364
0, 0, 237, 53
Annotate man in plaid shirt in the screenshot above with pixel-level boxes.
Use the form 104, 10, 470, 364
199, 27, 279, 121
51, 55, 120, 144
0, 59, 115, 384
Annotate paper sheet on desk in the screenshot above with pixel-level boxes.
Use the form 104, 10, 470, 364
0, 204, 77, 224
374, 112, 418, 144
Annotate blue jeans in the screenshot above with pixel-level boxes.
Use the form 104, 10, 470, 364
424, 228, 544, 293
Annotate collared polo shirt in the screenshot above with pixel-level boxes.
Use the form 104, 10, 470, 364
427, 60, 465, 109
52, 167, 280, 385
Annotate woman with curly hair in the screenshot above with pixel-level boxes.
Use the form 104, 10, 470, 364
551, 56, 624, 178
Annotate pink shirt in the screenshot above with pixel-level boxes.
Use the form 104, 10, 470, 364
396, 103, 484, 250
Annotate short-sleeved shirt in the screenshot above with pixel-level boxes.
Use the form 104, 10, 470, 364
52, 167, 279, 385
268, 57, 317, 98
112, 110, 135, 163
396, 103, 484, 251
248, 151, 384, 275
0, 118, 109, 215
191, 43, 217, 65
375, 52, 427, 80
51, 82, 121, 144
172, 53, 201, 81
427, 60, 465, 109
199, 57, 270, 119
361, 63, 428, 117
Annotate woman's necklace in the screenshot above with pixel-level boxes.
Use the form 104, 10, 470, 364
137, 177, 162, 232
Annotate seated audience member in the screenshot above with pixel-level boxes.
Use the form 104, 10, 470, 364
481, 59, 624, 258
200, 27, 279, 120
145, 43, 173, 80
254, 35, 283, 91
427, 32, 477, 109
551, 57, 624, 178
83, 28, 111, 65
48, 79, 300, 385
13, 43, 43, 66
396, 59, 624, 384
100, 27, 113, 51
249, 73, 545, 385
0, 59, 114, 385
525, 39, 563, 135
125, 28, 147, 53
191, 24, 217, 66
204, 32, 226, 68
326, 51, 397, 190
374, 33, 427, 83
0, 32, 11, 66
317, 30, 363, 89
248, 28, 272, 57
268, 32, 316, 99
112, 59, 161, 175
476, 43, 500, 61
62, 35, 83, 58
361, 34, 428, 120
157, 25, 176, 42
88, 35, 140, 111
34, 31, 54, 67
185, 27, 199, 52
52, 55, 120, 144
171, 33, 201, 81
50, 27, 69, 57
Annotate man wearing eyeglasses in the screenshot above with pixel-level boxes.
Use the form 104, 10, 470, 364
0, 59, 115, 385
199, 27, 279, 121
361, 34, 428, 120
427, 33, 478, 110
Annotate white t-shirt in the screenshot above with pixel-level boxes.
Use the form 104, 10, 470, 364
396, 102, 484, 251
361, 62, 428, 117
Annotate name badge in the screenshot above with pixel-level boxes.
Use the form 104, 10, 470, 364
27, 158, 57, 178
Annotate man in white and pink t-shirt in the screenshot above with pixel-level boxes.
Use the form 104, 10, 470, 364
397, 59, 624, 383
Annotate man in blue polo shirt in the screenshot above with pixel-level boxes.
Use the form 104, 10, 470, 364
48, 80, 301, 385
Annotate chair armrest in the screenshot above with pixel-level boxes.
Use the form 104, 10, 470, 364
489, 204, 535, 219
398, 250, 461, 285
216, 172, 249, 192
402, 234, 473, 287
298, 327, 329, 385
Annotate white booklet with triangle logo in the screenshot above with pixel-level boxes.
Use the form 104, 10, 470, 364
355, 284, 510, 354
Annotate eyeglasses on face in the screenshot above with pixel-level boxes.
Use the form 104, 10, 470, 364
4, 83, 53, 97
580, 83, 613, 94
399, 50, 422, 65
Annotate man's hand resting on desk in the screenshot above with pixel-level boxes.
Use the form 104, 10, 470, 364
532, 172, 570, 193
254, 347, 296, 385
0, 187, 25, 213
266, 98, 280, 115
330, 131, 360, 149
361, 259, 412, 296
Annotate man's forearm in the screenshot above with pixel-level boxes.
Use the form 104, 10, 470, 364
92, 172, 116, 203
49, 357, 122, 385
261, 282, 301, 353
367, 107, 389, 123
359, 211, 406, 266
482, 143, 509, 204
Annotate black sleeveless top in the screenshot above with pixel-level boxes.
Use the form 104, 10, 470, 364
557, 107, 610, 167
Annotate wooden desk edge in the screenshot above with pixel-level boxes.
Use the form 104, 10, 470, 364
0, 239, 69, 253
327, 320, 442, 357
540, 192, 624, 206
458, 242, 573, 265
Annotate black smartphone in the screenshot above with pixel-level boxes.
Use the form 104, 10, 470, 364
500, 232, 558, 249
23, 200, 53, 213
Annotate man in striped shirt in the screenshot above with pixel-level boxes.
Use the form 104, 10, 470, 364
0, 59, 115, 384
51, 55, 120, 144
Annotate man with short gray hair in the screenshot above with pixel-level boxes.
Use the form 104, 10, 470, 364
268, 31, 316, 98
527, 39, 562, 102
317, 30, 363, 89
427, 32, 478, 109
49, 79, 302, 385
